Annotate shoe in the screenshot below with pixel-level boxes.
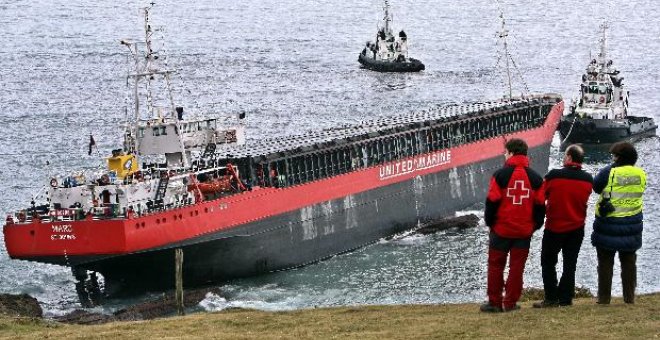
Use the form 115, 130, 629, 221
597, 295, 611, 305
558, 301, 572, 307
480, 303, 503, 313
533, 300, 559, 308
503, 304, 521, 312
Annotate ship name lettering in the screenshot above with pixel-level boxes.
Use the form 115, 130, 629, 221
51, 225, 73, 233
51, 234, 77, 241
378, 150, 452, 180
50, 224, 76, 241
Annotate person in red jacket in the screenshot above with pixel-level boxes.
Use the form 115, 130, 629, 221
533, 144, 593, 308
481, 138, 545, 313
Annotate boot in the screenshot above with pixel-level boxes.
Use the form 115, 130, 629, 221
620, 251, 637, 304
596, 248, 614, 304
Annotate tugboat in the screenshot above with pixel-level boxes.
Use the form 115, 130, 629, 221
4, 5, 563, 303
559, 24, 657, 149
358, 0, 425, 72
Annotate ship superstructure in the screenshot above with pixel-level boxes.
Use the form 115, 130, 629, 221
48, 6, 245, 220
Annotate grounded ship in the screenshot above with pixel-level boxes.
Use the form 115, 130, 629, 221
358, 0, 424, 72
4, 7, 563, 304
559, 24, 656, 149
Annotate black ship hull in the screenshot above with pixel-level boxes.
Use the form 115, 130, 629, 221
33, 143, 550, 295
358, 54, 425, 72
558, 115, 657, 149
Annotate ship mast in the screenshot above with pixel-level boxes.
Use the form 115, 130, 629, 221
497, 11, 513, 100
141, 5, 177, 118
383, 0, 392, 35
144, 7, 155, 118
598, 22, 609, 64
120, 38, 141, 154
121, 4, 188, 167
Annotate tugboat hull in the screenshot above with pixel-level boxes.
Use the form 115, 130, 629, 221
358, 54, 425, 72
558, 115, 657, 149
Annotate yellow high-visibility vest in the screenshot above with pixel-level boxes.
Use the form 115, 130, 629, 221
596, 165, 646, 218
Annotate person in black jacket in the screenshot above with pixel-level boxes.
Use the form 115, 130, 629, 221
533, 144, 593, 308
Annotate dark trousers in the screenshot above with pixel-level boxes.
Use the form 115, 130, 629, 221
540, 228, 584, 304
487, 232, 530, 309
596, 247, 637, 304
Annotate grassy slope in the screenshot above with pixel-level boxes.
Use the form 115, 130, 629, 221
1, 294, 659, 339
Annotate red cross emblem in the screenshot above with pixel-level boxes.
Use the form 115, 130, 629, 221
506, 180, 530, 205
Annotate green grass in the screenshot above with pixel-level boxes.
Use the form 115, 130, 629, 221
1, 293, 659, 339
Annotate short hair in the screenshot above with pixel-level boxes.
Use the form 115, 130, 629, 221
505, 138, 528, 156
609, 142, 638, 166
565, 144, 585, 164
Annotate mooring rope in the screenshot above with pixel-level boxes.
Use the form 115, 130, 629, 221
561, 114, 579, 143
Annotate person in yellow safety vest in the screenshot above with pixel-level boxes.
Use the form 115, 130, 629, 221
591, 141, 646, 305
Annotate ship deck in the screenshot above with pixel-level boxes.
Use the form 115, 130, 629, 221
220, 94, 561, 159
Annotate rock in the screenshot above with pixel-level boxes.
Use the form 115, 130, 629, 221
54, 309, 115, 325
114, 287, 221, 321
0, 293, 43, 318
415, 214, 480, 235
574, 286, 595, 298
519, 287, 545, 301
56, 287, 222, 324
520, 286, 594, 301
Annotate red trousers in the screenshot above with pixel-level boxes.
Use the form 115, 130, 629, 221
487, 246, 530, 309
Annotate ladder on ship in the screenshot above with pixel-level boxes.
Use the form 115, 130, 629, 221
154, 176, 169, 207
